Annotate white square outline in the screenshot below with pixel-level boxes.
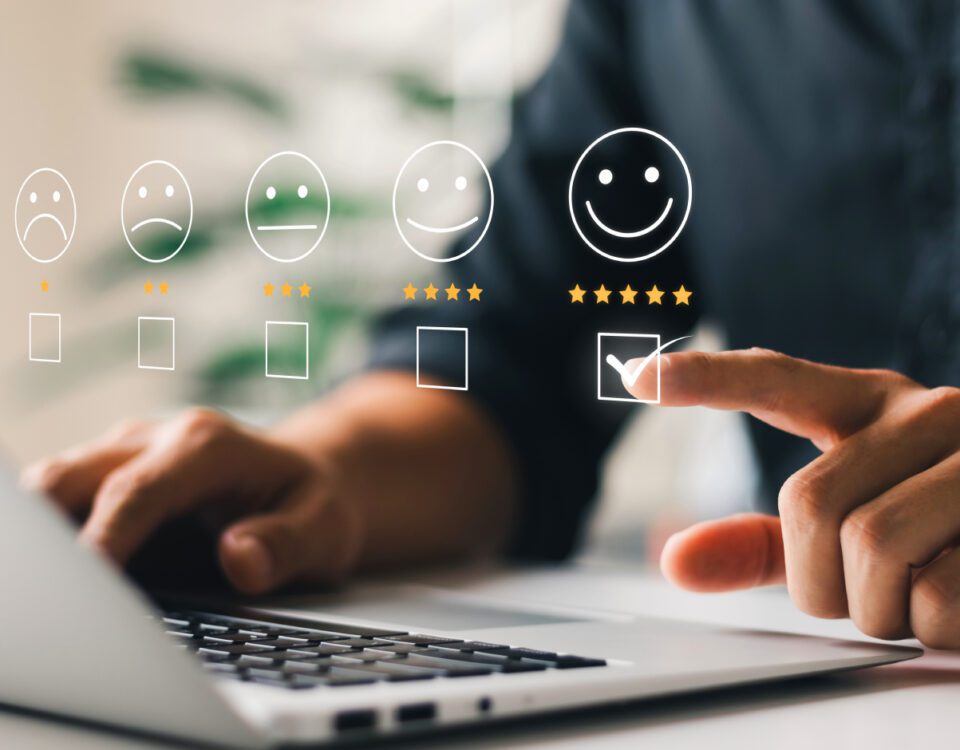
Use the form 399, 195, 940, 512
28, 313, 62, 363
265, 321, 310, 380
597, 332, 661, 404
138, 316, 176, 371
416, 326, 469, 391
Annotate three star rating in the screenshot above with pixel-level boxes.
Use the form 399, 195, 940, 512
263, 282, 312, 299
403, 282, 483, 302
569, 283, 692, 305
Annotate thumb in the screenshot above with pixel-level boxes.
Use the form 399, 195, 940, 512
217, 486, 361, 595
659, 513, 785, 592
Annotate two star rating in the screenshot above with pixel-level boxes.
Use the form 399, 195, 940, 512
142, 282, 171, 295
403, 283, 483, 302
569, 284, 692, 306
263, 282, 312, 299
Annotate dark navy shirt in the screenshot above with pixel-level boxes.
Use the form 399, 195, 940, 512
371, 0, 960, 559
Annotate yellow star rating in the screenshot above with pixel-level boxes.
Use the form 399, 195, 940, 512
401, 283, 484, 302
645, 285, 665, 305
40, 280, 49, 293
281, 283, 293, 298
619, 284, 637, 304
467, 283, 483, 302
569, 284, 586, 303
423, 283, 439, 301
158, 282, 169, 296
298, 283, 312, 299
673, 285, 692, 305
445, 283, 461, 301
402, 282, 418, 300
594, 284, 611, 304
143, 281, 154, 295
263, 282, 275, 297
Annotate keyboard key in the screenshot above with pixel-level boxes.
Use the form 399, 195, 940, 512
237, 653, 278, 667
281, 643, 356, 656
322, 637, 385, 648
416, 648, 509, 667
554, 656, 607, 669
383, 634, 463, 646
402, 654, 495, 677
162, 616, 192, 628
432, 641, 511, 653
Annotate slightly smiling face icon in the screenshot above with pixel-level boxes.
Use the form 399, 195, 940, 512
15, 168, 77, 263
393, 140, 494, 263
569, 128, 692, 263
121, 160, 193, 263
245, 151, 330, 264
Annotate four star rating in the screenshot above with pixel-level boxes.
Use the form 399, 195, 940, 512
569, 283, 692, 306
403, 283, 483, 302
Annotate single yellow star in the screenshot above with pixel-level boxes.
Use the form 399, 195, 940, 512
568, 284, 586, 303
299, 283, 311, 299
645, 285, 664, 305
445, 283, 461, 301
40, 280, 49, 293
423, 283, 439, 301
673, 285, 693, 306
263, 282, 275, 297
619, 284, 637, 304
158, 282, 169, 295
281, 283, 293, 297
402, 282, 418, 300
467, 283, 483, 301
143, 281, 154, 295
594, 284, 611, 304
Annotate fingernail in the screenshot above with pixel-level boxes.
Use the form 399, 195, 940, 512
229, 534, 273, 589
20, 460, 52, 491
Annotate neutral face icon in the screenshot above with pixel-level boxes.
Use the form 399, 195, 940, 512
393, 140, 494, 263
121, 160, 193, 263
569, 128, 691, 263
15, 168, 77, 263
245, 151, 330, 263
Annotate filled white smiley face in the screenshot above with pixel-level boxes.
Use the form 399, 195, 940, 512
569, 127, 692, 263
121, 160, 193, 263
393, 141, 494, 262
245, 151, 330, 263
15, 168, 77, 263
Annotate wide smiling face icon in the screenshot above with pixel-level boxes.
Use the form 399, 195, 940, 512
569, 128, 692, 263
393, 141, 494, 263
15, 168, 77, 263
245, 151, 330, 264
121, 160, 193, 263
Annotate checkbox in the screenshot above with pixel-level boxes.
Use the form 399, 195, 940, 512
28, 312, 61, 363
138, 316, 176, 371
416, 326, 468, 391
597, 332, 662, 403
265, 321, 309, 380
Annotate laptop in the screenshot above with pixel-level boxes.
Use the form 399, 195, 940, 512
0, 466, 920, 748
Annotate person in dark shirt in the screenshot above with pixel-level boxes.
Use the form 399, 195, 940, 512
24, 1, 960, 649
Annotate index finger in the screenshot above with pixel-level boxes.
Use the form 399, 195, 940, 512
626, 348, 900, 448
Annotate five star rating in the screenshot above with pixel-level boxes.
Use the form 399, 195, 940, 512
569, 283, 692, 306
403, 282, 483, 302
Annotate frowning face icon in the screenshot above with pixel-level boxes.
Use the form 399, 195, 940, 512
569, 128, 692, 263
121, 160, 193, 263
15, 168, 77, 263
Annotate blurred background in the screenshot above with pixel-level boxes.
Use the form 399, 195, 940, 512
0, 0, 756, 563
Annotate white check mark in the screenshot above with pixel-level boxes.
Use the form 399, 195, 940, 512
605, 336, 692, 388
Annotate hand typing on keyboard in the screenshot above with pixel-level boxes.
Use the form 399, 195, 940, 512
20, 372, 516, 594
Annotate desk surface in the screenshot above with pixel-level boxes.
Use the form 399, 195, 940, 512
5, 561, 958, 749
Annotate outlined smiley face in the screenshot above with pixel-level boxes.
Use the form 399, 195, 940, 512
245, 151, 330, 264
121, 160, 193, 263
569, 128, 692, 263
15, 168, 77, 263
393, 140, 494, 263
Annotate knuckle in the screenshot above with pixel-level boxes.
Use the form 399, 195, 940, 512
107, 418, 148, 443
172, 407, 229, 447
911, 574, 960, 649
778, 472, 831, 526
920, 386, 960, 418
838, 507, 888, 559
98, 467, 150, 509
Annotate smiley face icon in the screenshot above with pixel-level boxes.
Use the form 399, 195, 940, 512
393, 140, 494, 263
569, 128, 692, 263
121, 160, 193, 263
245, 151, 330, 264
15, 168, 77, 263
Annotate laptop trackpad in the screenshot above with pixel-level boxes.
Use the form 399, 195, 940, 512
265, 586, 589, 631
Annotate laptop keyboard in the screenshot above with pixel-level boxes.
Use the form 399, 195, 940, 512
162, 608, 607, 690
